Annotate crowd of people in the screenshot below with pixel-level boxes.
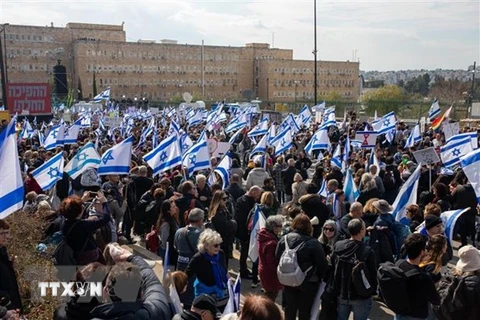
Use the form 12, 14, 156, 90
0, 108, 480, 320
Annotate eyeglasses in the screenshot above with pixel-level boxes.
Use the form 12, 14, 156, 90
323, 228, 334, 232
213, 243, 220, 248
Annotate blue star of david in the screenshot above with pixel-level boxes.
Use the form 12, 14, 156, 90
159, 151, 168, 162
189, 154, 196, 164
452, 148, 461, 157
281, 139, 286, 147
183, 144, 189, 151
102, 150, 114, 164
383, 119, 390, 127
312, 135, 318, 143
52, 129, 58, 139
76, 153, 87, 161
47, 167, 62, 179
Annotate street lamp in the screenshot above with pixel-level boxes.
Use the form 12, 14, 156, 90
0, 23, 9, 110
294, 80, 299, 104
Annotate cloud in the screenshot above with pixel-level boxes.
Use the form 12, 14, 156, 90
0, 0, 478, 70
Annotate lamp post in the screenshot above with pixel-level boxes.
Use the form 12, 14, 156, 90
294, 80, 299, 105
313, 0, 318, 105
0, 23, 9, 110
266, 77, 269, 103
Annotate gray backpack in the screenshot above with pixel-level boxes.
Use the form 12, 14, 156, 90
277, 236, 312, 287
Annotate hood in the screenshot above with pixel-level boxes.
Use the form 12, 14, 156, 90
335, 239, 363, 257
378, 213, 395, 226
249, 168, 267, 176
258, 228, 278, 243
90, 301, 142, 318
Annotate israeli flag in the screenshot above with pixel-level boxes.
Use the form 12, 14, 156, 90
312, 101, 326, 112
296, 105, 312, 127
331, 144, 342, 169
272, 129, 293, 157
248, 204, 266, 263
188, 110, 204, 127
284, 113, 300, 133
0, 119, 24, 219
250, 133, 269, 156
305, 127, 330, 155
460, 148, 480, 203
222, 275, 242, 315
168, 120, 181, 137
225, 114, 247, 134
98, 136, 134, 176
248, 118, 268, 137
32, 152, 65, 191
228, 127, 244, 145
343, 136, 350, 166
343, 168, 359, 203
320, 111, 336, 129
62, 118, 83, 145
318, 179, 328, 197
372, 111, 397, 135
144, 135, 182, 177
429, 99, 441, 121
447, 132, 478, 150
182, 138, 210, 177
214, 152, 232, 189
440, 137, 473, 168
80, 116, 92, 128
64, 142, 101, 179
267, 124, 276, 145
440, 208, 469, 243
22, 119, 34, 139
93, 87, 111, 102
366, 148, 380, 171
180, 134, 194, 153
43, 124, 65, 150
405, 124, 421, 148
350, 139, 363, 150
392, 164, 422, 222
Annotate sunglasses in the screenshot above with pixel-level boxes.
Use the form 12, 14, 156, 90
213, 243, 221, 248
222, 197, 228, 200
324, 228, 334, 232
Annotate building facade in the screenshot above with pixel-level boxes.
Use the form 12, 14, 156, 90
2, 22, 359, 104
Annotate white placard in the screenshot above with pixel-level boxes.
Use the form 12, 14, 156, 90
413, 147, 441, 164
103, 117, 122, 128
214, 142, 231, 158
442, 122, 460, 141
355, 131, 378, 148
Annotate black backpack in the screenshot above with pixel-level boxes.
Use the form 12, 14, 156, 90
432, 275, 468, 320
383, 170, 396, 190
367, 228, 394, 264
335, 246, 374, 299
52, 222, 88, 266
377, 260, 420, 315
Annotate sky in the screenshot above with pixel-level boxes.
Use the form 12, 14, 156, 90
1, 0, 479, 71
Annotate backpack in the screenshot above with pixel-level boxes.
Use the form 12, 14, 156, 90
432, 276, 468, 320
277, 236, 312, 287
376, 216, 410, 256
52, 222, 88, 266
377, 260, 420, 315
383, 171, 396, 190
334, 246, 374, 299
145, 226, 159, 253
367, 228, 394, 264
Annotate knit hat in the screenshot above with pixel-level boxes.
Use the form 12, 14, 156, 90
192, 294, 220, 319
425, 215, 442, 230
372, 199, 393, 214
456, 245, 480, 273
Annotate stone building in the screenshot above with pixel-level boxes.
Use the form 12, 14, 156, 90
2, 22, 359, 104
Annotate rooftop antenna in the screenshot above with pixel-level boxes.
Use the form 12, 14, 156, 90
272, 32, 275, 48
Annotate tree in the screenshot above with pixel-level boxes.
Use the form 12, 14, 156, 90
361, 84, 405, 115
318, 90, 347, 113
403, 73, 430, 96
429, 77, 469, 105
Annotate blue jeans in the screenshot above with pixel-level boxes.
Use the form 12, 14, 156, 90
394, 315, 425, 320
337, 297, 372, 320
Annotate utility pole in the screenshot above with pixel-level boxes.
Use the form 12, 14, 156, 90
0, 28, 7, 111
313, 0, 318, 105
472, 61, 476, 101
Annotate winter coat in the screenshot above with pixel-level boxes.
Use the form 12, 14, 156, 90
245, 168, 270, 190
225, 183, 245, 203
282, 166, 298, 196
0, 247, 22, 312
90, 255, 172, 320
258, 228, 283, 291
235, 195, 256, 241
357, 187, 381, 206
462, 274, 480, 320
299, 194, 330, 238
275, 231, 327, 287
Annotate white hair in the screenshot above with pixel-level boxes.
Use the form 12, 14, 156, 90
197, 229, 223, 253
196, 174, 207, 184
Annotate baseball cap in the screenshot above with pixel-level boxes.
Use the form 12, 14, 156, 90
192, 294, 220, 319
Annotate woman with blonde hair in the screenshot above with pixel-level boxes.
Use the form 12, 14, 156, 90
208, 190, 235, 266
420, 234, 447, 284
186, 229, 229, 312
357, 173, 381, 205
362, 198, 380, 228
292, 173, 308, 204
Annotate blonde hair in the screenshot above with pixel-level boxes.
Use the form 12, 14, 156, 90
363, 198, 380, 214
208, 190, 227, 220
260, 191, 274, 207
294, 173, 303, 182
197, 229, 223, 253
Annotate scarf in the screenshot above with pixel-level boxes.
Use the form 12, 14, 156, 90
202, 252, 227, 291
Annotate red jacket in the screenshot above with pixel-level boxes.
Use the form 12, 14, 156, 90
25, 177, 43, 194
258, 228, 283, 291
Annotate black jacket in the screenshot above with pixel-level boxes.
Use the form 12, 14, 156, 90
282, 166, 298, 196
275, 231, 327, 287
54, 296, 100, 320
0, 247, 22, 312
235, 194, 256, 241
299, 195, 329, 238
357, 188, 381, 206
176, 195, 206, 227
225, 183, 245, 203
331, 239, 377, 301
90, 255, 172, 320
325, 168, 344, 189
462, 274, 480, 320
186, 251, 227, 287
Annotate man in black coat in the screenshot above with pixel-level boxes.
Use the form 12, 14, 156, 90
224, 174, 245, 203
282, 158, 299, 203
235, 186, 262, 278
176, 181, 206, 227
0, 220, 22, 313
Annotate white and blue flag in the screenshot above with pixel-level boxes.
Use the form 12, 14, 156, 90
248, 204, 266, 263
296, 105, 312, 127
93, 87, 110, 102
0, 119, 24, 219
318, 179, 328, 197
447, 132, 478, 150
225, 114, 247, 134
98, 136, 134, 176
366, 148, 380, 171
372, 111, 397, 135
214, 152, 232, 189
460, 148, 480, 203
440, 137, 473, 168
305, 127, 329, 155
250, 133, 269, 156
64, 142, 101, 179
168, 120, 181, 137
405, 124, 421, 148
32, 152, 65, 191
272, 129, 293, 157
429, 99, 441, 121
43, 124, 65, 150
248, 118, 268, 137
144, 135, 182, 177
442, 208, 469, 243
62, 118, 83, 144
229, 128, 244, 145
392, 164, 422, 222
344, 168, 359, 204
312, 101, 326, 112
330, 144, 342, 169
182, 138, 210, 177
